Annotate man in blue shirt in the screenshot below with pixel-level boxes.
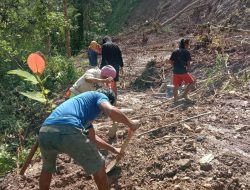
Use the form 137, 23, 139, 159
39, 89, 138, 190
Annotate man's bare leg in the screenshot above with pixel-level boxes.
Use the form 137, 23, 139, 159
173, 86, 179, 102
93, 164, 109, 190
182, 82, 195, 99
39, 171, 52, 190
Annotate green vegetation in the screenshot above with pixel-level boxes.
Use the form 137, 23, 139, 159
106, 0, 140, 34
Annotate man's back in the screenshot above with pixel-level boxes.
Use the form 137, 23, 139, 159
101, 42, 123, 68
43, 91, 109, 129
170, 48, 191, 74
70, 67, 101, 94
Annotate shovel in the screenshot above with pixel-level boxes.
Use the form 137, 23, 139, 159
105, 134, 132, 173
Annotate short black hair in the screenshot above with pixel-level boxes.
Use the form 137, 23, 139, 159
102, 36, 112, 44
179, 38, 190, 49
96, 88, 116, 105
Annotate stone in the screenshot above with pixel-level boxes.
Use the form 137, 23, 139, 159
199, 153, 214, 164
196, 135, 206, 142
162, 168, 177, 178
182, 123, 193, 133
200, 163, 213, 171
235, 124, 248, 132
203, 183, 212, 189
176, 159, 192, 170
173, 176, 178, 181
174, 185, 182, 190
195, 126, 203, 133
182, 176, 191, 181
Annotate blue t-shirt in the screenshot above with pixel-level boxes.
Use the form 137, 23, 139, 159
43, 91, 109, 129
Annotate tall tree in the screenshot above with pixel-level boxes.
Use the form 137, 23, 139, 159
63, 0, 71, 57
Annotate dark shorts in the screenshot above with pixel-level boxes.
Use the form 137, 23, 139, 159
38, 125, 104, 175
173, 73, 195, 86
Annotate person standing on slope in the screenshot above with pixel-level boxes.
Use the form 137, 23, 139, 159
169, 38, 196, 102
88, 41, 102, 67
100, 36, 124, 96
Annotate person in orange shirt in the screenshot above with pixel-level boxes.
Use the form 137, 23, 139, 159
88, 41, 102, 67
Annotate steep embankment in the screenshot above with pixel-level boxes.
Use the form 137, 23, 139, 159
127, 0, 250, 29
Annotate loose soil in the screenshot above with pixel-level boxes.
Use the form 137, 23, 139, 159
1, 0, 250, 189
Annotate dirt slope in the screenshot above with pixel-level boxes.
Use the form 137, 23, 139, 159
128, 0, 250, 29
1, 0, 250, 190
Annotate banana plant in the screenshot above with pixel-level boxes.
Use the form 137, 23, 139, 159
7, 52, 53, 109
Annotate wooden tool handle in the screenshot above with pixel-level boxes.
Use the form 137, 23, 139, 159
115, 135, 132, 162
120, 135, 132, 153
106, 134, 133, 173
20, 140, 39, 175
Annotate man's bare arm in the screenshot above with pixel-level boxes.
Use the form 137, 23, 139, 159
99, 102, 138, 131
87, 128, 120, 154
85, 77, 113, 84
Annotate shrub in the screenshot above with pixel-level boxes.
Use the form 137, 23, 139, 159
44, 55, 79, 92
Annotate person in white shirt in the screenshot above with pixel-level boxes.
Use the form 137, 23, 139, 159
68, 65, 116, 98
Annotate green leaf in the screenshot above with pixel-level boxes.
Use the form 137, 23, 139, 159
44, 89, 50, 95
7, 69, 38, 85
20, 91, 47, 103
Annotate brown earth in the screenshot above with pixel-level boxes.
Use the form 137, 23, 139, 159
1, 1, 250, 190
127, 0, 250, 29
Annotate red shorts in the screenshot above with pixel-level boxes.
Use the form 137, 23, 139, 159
173, 73, 195, 86
105, 81, 117, 92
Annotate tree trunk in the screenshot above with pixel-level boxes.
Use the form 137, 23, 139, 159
63, 0, 71, 57
82, 1, 91, 46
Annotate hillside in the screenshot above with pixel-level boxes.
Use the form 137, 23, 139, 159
1, 0, 250, 190
127, 0, 250, 29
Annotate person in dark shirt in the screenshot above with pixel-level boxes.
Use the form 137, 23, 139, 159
100, 36, 124, 96
169, 39, 196, 102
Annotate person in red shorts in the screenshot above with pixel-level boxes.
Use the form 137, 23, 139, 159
169, 38, 196, 102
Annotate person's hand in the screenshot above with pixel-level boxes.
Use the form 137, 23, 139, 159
113, 147, 121, 154
105, 76, 114, 83
113, 147, 124, 160
128, 119, 140, 137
